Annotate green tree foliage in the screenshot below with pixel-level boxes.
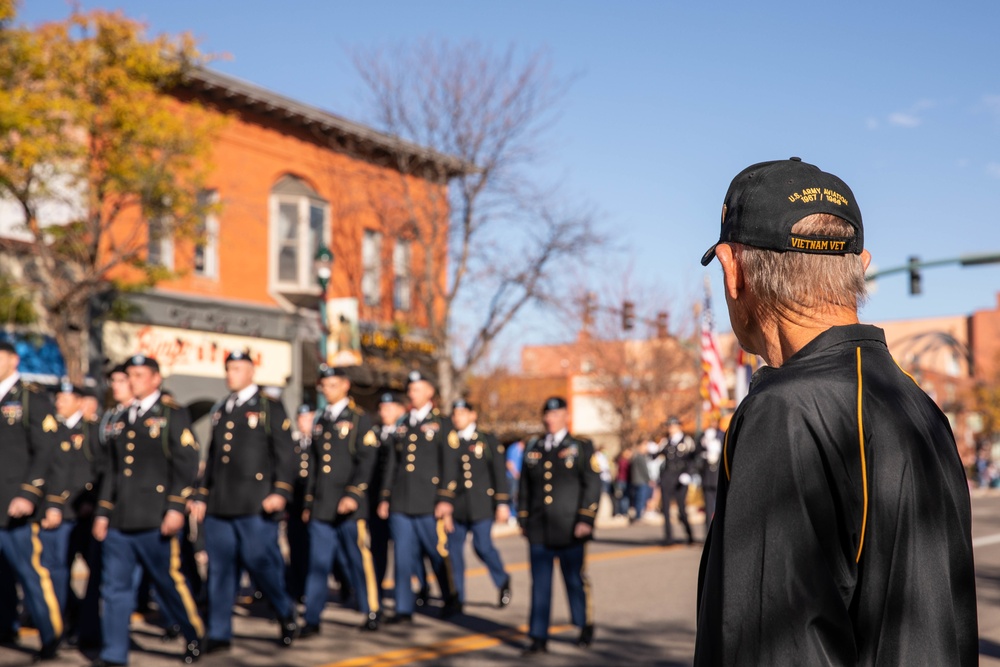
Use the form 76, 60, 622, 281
0, 8, 222, 381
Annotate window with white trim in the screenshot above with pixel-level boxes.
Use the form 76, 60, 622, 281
270, 176, 329, 292
393, 239, 412, 311
362, 229, 382, 306
194, 189, 219, 278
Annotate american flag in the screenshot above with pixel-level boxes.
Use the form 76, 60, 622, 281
700, 277, 728, 417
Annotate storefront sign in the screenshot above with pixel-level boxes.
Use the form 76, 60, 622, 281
103, 322, 292, 386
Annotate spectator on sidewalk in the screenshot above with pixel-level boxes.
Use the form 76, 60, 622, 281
629, 442, 652, 521
613, 448, 632, 517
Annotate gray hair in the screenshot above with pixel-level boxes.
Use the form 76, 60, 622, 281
732, 214, 868, 317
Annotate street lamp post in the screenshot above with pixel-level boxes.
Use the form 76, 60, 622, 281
314, 244, 333, 408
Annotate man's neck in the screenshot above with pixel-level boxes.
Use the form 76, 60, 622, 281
757, 307, 860, 367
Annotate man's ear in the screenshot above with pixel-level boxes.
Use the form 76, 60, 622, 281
715, 244, 742, 300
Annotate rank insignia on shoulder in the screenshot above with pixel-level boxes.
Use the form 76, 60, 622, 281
180, 429, 197, 449
282, 418, 291, 431
363, 430, 378, 447
42, 414, 57, 433
590, 454, 601, 473
448, 431, 460, 449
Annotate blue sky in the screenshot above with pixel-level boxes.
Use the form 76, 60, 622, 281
19, 1, 1000, 344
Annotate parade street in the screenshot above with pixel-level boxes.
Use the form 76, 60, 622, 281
4, 491, 1000, 666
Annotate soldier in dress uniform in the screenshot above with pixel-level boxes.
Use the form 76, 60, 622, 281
187, 350, 298, 653
40, 381, 103, 640
377, 370, 461, 623
654, 416, 698, 545
91, 354, 204, 667
446, 399, 512, 608
519, 396, 601, 656
698, 417, 724, 524
300, 365, 381, 636
0, 341, 64, 661
370, 391, 406, 604
286, 403, 315, 602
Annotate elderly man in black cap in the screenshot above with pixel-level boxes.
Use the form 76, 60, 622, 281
447, 399, 512, 609
92, 354, 203, 666
188, 349, 298, 653
0, 340, 63, 661
300, 364, 381, 635
695, 158, 977, 666
378, 369, 461, 623
519, 396, 601, 655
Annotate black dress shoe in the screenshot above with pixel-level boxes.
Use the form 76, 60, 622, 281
359, 612, 380, 632
440, 598, 463, 619
577, 624, 594, 648
498, 579, 512, 608
203, 638, 231, 654
162, 624, 182, 642
385, 613, 413, 625
34, 638, 60, 661
522, 638, 547, 655
0, 630, 18, 646
280, 616, 299, 647
183, 638, 201, 664
299, 623, 320, 638
415, 586, 430, 607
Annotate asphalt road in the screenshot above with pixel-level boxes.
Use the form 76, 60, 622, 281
4, 492, 1000, 666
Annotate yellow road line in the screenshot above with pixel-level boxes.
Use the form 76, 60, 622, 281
319, 624, 575, 667
325, 543, 683, 667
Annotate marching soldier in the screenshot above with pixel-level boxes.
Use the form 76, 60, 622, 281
655, 416, 698, 545
447, 399, 512, 608
41, 381, 103, 638
188, 350, 298, 652
371, 391, 406, 603
519, 396, 601, 655
0, 341, 63, 661
300, 365, 380, 635
286, 403, 315, 602
91, 354, 204, 666
378, 370, 461, 623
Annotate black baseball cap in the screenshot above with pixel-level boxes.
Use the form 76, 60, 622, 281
125, 354, 160, 373
701, 157, 864, 266
542, 396, 568, 413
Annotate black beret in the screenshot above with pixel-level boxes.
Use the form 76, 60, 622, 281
452, 398, 474, 412
542, 396, 568, 413
0, 341, 16, 354
318, 364, 349, 380
124, 354, 160, 373
406, 369, 436, 388
106, 363, 127, 378
225, 349, 254, 365
378, 392, 404, 406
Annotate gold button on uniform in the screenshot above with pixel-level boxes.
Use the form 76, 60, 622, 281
224, 433, 233, 441
126, 443, 135, 451
223, 444, 231, 452
300, 461, 308, 469
324, 444, 331, 451
464, 472, 473, 479
406, 464, 415, 472
544, 461, 552, 469
155, 485, 164, 493
127, 431, 135, 439
544, 484, 552, 492
544, 472, 552, 480
407, 454, 416, 462
323, 454, 331, 462
465, 481, 473, 489
124, 456, 134, 464
255, 473, 264, 481
222, 456, 230, 464
124, 469, 132, 477
431, 476, 439, 484
408, 444, 417, 452
409, 434, 418, 442
226, 421, 234, 429
544, 496, 553, 504
299, 470, 308, 478
323, 465, 331, 473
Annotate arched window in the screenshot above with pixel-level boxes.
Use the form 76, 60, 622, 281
270, 175, 329, 292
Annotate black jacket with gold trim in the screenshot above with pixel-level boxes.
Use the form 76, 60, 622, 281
518, 433, 601, 548
453, 429, 509, 524
380, 407, 460, 516
0, 379, 60, 528
95, 393, 199, 531
694, 324, 977, 666
44, 416, 103, 522
304, 401, 378, 523
196, 389, 295, 518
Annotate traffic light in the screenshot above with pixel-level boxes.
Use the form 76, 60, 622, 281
908, 255, 922, 295
655, 311, 668, 339
621, 300, 635, 331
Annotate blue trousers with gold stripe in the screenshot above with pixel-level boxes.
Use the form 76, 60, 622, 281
100, 528, 204, 665
39, 521, 73, 613
448, 518, 508, 603
0, 522, 63, 645
389, 512, 455, 616
304, 519, 379, 625
204, 515, 293, 641
528, 542, 591, 641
